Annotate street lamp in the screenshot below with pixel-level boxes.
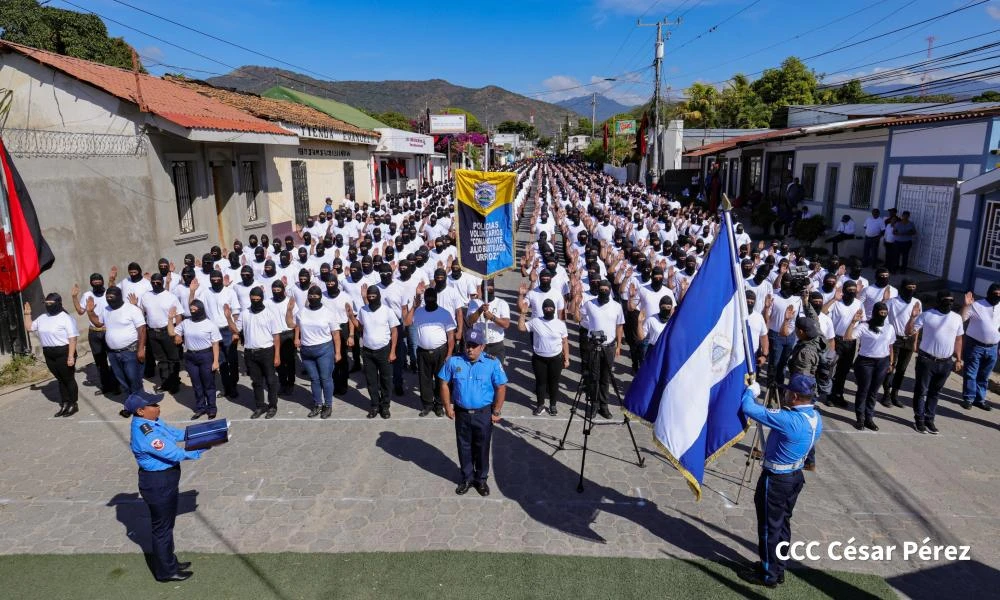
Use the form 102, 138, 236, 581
592, 77, 617, 138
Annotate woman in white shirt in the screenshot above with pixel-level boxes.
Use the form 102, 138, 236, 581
517, 298, 569, 416
291, 286, 342, 419
23, 293, 80, 417
847, 301, 895, 431
167, 300, 221, 420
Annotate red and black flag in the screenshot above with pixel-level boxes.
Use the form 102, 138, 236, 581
0, 137, 54, 293
602, 122, 609, 152
637, 112, 649, 156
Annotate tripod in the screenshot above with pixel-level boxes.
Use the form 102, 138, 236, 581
557, 339, 645, 493
734, 382, 780, 505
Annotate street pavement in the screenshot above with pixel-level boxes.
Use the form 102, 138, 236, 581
0, 211, 997, 599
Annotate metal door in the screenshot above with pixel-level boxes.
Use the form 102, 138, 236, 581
894, 180, 958, 277
291, 160, 310, 226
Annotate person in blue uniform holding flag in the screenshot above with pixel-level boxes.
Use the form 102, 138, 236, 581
127, 391, 203, 582
739, 374, 823, 588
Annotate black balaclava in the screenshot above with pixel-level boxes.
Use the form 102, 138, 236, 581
150, 273, 165, 294
658, 297, 673, 321
263, 260, 277, 279
809, 291, 824, 314
315, 245, 326, 259
936, 291, 954, 314
753, 265, 769, 285
90, 273, 105, 296
233, 240, 244, 256
745, 289, 756, 313
379, 265, 393, 287
849, 262, 863, 281
181, 266, 195, 287
434, 268, 448, 292
254, 246, 266, 263
899, 279, 916, 303
302, 232, 312, 247
361, 257, 374, 275
247, 235, 258, 249
279, 251, 291, 269
538, 271, 553, 293
106, 286, 124, 310
869, 301, 889, 331
190, 299, 207, 322
273, 239, 283, 255
597, 281, 612, 305
325, 277, 340, 298
184, 253, 196, 269
842, 284, 858, 304
740, 260, 754, 280
988, 283, 1000, 306
366, 286, 382, 311
384, 247, 395, 262
684, 257, 697, 277
271, 281, 286, 303
157, 259, 170, 278
424, 288, 439, 312
210, 271, 224, 293
542, 298, 556, 321
399, 261, 412, 282
321, 263, 334, 279
249, 287, 266, 313
210, 245, 222, 262
261, 234, 270, 249
228, 252, 241, 271
298, 268, 311, 290
651, 267, 664, 291
307, 286, 323, 310
284, 236, 294, 252
822, 276, 836, 294
201, 253, 214, 276
875, 268, 890, 289
349, 262, 362, 283
639, 262, 652, 283
128, 262, 142, 283
240, 266, 254, 287
450, 263, 463, 280
44, 293, 64, 316
297, 248, 309, 265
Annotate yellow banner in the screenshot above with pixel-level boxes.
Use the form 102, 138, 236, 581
454, 169, 516, 217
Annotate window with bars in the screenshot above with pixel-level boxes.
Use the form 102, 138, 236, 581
343, 162, 355, 201
850, 165, 876, 209
171, 161, 195, 234
979, 199, 1000, 272
240, 161, 260, 222
801, 164, 817, 200
291, 160, 310, 227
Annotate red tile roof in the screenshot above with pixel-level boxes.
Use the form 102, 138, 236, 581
0, 41, 294, 137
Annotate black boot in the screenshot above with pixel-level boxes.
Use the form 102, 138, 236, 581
54, 403, 67, 418
62, 403, 79, 417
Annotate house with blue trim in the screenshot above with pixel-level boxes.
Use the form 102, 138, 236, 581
684, 105, 1000, 294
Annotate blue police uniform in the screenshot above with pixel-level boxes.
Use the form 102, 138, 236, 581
438, 352, 508, 485
130, 410, 202, 580
741, 384, 822, 586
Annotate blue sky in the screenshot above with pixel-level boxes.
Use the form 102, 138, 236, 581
64, 0, 1000, 110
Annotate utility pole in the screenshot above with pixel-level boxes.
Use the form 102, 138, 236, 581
637, 16, 680, 189
591, 92, 597, 139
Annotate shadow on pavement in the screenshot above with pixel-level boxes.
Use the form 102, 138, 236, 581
107, 490, 199, 575
886, 560, 1000, 598
375, 431, 457, 483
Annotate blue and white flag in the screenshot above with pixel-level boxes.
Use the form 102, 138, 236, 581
624, 214, 751, 500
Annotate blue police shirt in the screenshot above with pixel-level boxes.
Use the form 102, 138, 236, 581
130, 416, 203, 471
741, 389, 822, 474
437, 354, 508, 409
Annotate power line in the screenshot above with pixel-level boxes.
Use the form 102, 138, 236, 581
821, 0, 918, 51
667, 0, 764, 53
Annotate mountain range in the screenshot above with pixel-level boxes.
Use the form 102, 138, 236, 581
205, 66, 579, 135
555, 94, 640, 123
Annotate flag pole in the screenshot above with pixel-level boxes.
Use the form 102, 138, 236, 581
721, 194, 755, 383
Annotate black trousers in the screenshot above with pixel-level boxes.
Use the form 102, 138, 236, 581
896, 241, 913, 272
853, 355, 890, 421
334, 324, 350, 394
42, 345, 77, 405
138, 465, 181, 580
485, 340, 506, 364
416, 345, 447, 410
350, 328, 362, 368
624, 307, 642, 373
578, 326, 591, 378
913, 353, 954, 422
88, 329, 119, 393
587, 342, 615, 411
148, 328, 180, 391
219, 328, 239, 396
755, 469, 805, 584
882, 335, 916, 400
826, 232, 852, 256
143, 331, 156, 378
362, 345, 392, 411
243, 347, 278, 410
276, 331, 296, 388
531, 353, 563, 408
831, 337, 857, 401
455, 408, 493, 484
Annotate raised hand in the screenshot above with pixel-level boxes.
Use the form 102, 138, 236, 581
127, 293, 139, 305
882, 286, 891, 301
911, 303, 921, 319
965, 291, 974, 306
853, 308, 864, 323
109, 265, 118, 280
169, 261, 176, 272
190, 278, 200, 292
71, 283, 80, 297
168, 306, 177, 319
784, 305, 796, 321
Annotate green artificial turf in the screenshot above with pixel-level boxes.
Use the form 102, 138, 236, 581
0, 551, 897, 599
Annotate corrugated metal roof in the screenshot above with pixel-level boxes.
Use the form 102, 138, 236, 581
790, 102, 1000, 116
263, 86, 388, 130
0, 40, 294, 137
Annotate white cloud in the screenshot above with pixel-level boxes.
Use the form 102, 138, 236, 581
139, 45, 165, 63
532, 73, 650, 106
988, 5, 1000, 20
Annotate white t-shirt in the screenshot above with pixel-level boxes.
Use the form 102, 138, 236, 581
582, 298, 624, 342
747, 312, 767, 354
856, 323, 896, 358
745, 279, 773, 316
101, 304, 145, 350
236, 309, 281, 349
78, 290, 108, 316
265, 297, 293, 334
860, 284, 897, 319
447, 274, 480, 305
863, 216, 885, 237
31, 312, 79, 347
197, 286, 240, 329
913, 309, 964, 359
120, 278, 152, 308
412, 306, 456, 349
525, 316, 568, 357
175, 318, 221, 351
296, 305, 341, 347
637, 284, 675, 318
359, 304, 400, 350
816, 312, 835, 342
886, 295, 920, 338
644, 315, 668, 346
526, 287, 565, 319
767, 294, 802, 333
467, 298, 510, 343
141, 291, 183, 329
322, 293, 353, 327
828, 300, 863, 338
966, 299, 1000, 345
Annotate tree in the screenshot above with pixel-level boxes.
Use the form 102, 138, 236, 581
442, 107, 484, 133
497, 120, 538, 140
362, 110, 414, 131
717, 74, 771, 128
536, 136, 553, 151
572, 117, 593, 136
0, 0, 141, 70
971, 90, 1000, 103
818, 79, 866, 105
677, 82, 722, 128
751, 57, 819, 126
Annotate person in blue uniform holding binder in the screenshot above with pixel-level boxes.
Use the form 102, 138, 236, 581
126, 390, 203, 582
